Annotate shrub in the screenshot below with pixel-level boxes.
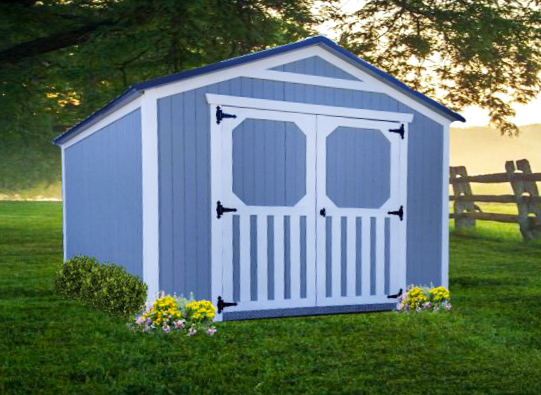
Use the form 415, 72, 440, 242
129, 292, 217, 336
54, 255, 99, 298
55, 255, 148, 318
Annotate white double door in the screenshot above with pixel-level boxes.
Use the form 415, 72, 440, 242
211, 105, 407, 315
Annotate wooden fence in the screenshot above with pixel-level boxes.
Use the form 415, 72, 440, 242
449, 159, 541, 240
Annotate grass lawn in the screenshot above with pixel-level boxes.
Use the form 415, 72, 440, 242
1, 202, 540, 394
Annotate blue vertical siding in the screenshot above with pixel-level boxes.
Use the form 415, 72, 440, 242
270, 56, 361, 81
64, 109, 142, 277
157, 77, 444, 300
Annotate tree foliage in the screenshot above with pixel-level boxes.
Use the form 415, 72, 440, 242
1, 0, 540, 193
334, 0, 541, 136
0, 0, 318, 191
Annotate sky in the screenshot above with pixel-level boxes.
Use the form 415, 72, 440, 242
458, 96, 541, 127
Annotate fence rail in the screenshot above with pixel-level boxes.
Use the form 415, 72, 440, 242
449, 159, 541, 241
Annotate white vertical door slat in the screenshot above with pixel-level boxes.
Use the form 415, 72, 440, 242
222, 215, 234, 302
376, 216, 385, 295
346, 217, 356, 297
257, 215, 267, 302
239, 215, 251, 302
274, 215, 285, 301
331, 216, 341, 298
361, 218, 371, 296
290, 215, 301, 300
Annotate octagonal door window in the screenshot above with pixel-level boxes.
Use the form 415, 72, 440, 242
326, 127, 391, 208
232, 119, 307, 207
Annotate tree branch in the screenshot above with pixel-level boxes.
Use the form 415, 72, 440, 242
0, 21, 111, 66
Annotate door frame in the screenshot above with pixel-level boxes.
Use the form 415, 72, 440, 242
208, 94, 413, 321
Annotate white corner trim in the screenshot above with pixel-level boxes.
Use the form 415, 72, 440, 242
61, 146, 67, 262
243, 69, 383, 93
61, 97, 143, 149
206, 93, 414, 123
441, 122, 451, 288
141, 91, 160, 301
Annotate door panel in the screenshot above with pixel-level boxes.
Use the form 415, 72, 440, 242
211, 105, 407, 317
213, 106, 317, 314
316, 115, 406, 306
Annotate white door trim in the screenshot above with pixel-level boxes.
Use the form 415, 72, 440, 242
206, 94, 414, 124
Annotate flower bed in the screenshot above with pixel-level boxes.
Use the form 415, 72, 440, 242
129, 292, 217, 336
397, 285, 452, 313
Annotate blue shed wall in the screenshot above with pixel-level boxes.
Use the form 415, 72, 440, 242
64, 109, 143, 277
270, 56, 361, 81
158, 77, 444, 300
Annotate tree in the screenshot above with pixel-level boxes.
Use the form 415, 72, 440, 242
331, 0, 541, 136
0, 0, 318, 191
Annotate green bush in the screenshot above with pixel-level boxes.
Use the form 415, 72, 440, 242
55, 255, 148, 318
54, 255, 98, 297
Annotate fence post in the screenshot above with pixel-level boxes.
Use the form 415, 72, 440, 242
450, 166, 476, 230
505, 159, 541, 241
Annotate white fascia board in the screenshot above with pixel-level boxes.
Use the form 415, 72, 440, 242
60, 96, 143, 149
206, 93, 414, 123
310, 47, 455, 126
149, 43, 455, 128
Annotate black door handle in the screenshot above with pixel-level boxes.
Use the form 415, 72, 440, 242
320, 208, 326, 217
216, 201, 237, 219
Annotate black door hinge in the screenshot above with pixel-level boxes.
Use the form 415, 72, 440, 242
387, 288, 403, 299
389, 124, 405, 139
216, 201, 237, 219
217, 296, 237, 314
387, 205, 404, 221
216, 106, 237, 124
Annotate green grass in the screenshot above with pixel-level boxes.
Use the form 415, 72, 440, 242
1, 202, 540, 394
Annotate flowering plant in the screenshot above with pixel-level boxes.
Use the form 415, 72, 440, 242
397, 285, 452, 313
129, 292, 217, 336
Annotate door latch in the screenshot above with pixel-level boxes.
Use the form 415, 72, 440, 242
320, 208, 326, 217
216, 201, 237, 219
217, 296, 237, 313
387, 205, 404, 221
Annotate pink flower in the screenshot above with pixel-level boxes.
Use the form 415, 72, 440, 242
189, 327, 197, 336
207, 327, 216, 336
135, 316, 145, 325
433, 306, 439, 312
163, 325, 170, 333
174, 320, 186, 329
444, 303, 452, 311
416, 307, 422, 313
423, 302, 431, 310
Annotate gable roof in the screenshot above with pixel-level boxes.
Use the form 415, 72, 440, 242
53, 35, 465, 145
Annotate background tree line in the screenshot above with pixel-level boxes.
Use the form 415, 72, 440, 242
1, 0, 540, 194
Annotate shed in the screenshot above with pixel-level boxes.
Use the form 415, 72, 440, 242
54, 36, 465, 321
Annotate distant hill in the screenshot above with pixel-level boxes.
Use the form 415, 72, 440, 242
450, 124, 541, 195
